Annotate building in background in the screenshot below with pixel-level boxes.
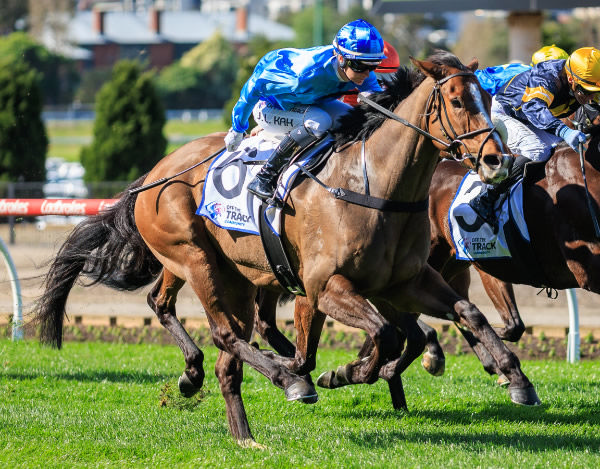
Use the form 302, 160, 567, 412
41, 3, 294, 71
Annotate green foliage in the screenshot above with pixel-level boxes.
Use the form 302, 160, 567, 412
74, 67, 113, 104
0, 32, 79, 105
156, 32, 238, 109
453, 17, 508, 67
223, 36, 275, 129
0, 60, 47, 181
541, 15, 584, 55
80, 60, 166, 182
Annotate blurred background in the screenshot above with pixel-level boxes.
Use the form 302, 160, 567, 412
0, 0, 599, 330
0, 0, 597, 210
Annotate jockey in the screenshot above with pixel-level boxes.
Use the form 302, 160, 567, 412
531, 44, 569, 66
474, 45, 568, 96
225, 19, 386, 201
341, 40, 400, 106
469, 47, 600, 230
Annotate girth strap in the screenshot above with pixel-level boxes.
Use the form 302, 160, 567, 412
295, 164, 429, 212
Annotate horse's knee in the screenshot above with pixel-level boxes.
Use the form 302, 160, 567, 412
374, 322, 400, 359
292, 352, 316, 376
458, 301, 488, 329
502, 320, 525, 342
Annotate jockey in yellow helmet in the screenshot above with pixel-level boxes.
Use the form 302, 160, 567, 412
531, 44, 569, 66
470, 47, 600, 231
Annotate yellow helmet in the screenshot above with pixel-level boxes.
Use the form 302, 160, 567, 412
530, 44, 568, 66
565, 47, 600, 92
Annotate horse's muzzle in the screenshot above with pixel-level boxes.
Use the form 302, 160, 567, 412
478, 153, 512, 184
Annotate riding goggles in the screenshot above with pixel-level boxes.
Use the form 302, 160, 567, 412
576, 84, 598, 97
346, 59, 381, 73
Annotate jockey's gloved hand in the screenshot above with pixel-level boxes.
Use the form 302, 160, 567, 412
225, 128, 244, 152
556, 124, 588, 151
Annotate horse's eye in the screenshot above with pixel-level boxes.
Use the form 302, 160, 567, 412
451, 98, 462, 108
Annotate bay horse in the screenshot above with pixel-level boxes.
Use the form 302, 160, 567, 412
33, 51, 532, 446
416, 123, 600, 382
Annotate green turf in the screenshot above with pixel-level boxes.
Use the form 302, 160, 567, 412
1, 340, 599, 468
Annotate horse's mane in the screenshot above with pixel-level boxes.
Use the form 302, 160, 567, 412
332, 49, 471, 149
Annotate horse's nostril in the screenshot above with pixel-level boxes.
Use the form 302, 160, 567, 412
482, 153, 502, 169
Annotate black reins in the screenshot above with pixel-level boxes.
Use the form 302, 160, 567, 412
359, 71, 505, 170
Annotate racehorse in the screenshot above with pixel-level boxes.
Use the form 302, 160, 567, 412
416, 122, 600, 381
33, 51, 532, 446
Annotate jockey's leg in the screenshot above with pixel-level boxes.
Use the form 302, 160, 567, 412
468, 109, 557, 231
469, 155, 531, 231
247, 125, 318, 200
247, 100, 352, 201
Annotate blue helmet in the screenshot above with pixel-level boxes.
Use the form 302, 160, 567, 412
333, 19, 386, 62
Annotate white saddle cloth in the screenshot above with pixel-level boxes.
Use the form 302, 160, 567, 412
449, 171, 530, 260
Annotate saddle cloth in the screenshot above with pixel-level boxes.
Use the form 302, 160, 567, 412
448, 171, 530, 260
197, 134, 332, 235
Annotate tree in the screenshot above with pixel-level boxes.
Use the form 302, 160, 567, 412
0, 59, 47, 181
223, 36, 275, 129
0, 32, 79, 105
0, 0, 27, 35
156, 32, 238, 109
80, 60, 166, 182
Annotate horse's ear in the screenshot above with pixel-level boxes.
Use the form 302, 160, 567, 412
410, 56, 444, 81
466, 57, 479, 72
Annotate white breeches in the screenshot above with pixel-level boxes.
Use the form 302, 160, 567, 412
252, 99, 352, 137
491, 97, 563, 163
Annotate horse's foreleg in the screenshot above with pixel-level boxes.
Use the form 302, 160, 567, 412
147, 269, 205, 397
215, 350, 255, 445
316, 275, 399, 387
184, 244, 317, 406
445, 267, 501, 380
476, 268, 525, 342
389, 265, 540, 406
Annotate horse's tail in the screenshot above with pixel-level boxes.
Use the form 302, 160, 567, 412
33, 175, 162, 348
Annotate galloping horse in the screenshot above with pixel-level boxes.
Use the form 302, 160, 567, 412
417, 125, 600, 380
34, 51, 532, 445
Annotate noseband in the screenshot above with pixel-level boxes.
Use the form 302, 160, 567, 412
359, 71, 506, 170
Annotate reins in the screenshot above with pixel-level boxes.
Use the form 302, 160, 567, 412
292, 71, 503, 213
359, 71, 504, 169
129, 146, 225, 194
575, 122, 600, 238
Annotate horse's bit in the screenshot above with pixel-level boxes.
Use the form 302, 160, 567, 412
359, 71, 507, 171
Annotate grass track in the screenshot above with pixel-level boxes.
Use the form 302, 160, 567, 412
2, 340, 600, 468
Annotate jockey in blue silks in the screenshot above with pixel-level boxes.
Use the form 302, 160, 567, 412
224, 19, 386, 201
469, 47, 600, 231
474, 45, 568, 96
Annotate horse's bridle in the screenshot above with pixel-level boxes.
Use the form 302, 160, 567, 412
359, 71, 507, 171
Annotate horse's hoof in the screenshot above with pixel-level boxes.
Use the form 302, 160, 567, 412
316, 370, 336, 389
509, 385, 541, 406
178, 373, 200, 398
285, 380, 318, 404
421, 351, 445, 376
497, 373, 510, 388
238, 438, 267, 450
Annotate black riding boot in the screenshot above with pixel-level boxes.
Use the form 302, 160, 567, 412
248, 126, 317, 201
468, 155, 531, 231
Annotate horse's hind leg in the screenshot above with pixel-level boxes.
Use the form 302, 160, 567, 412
147, 269, 205, 397
418, 319, 446, 377
390, 265, 540, 406
476, 268, 525, 342
315, 275, 400, 386
253, 289, 296, 358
